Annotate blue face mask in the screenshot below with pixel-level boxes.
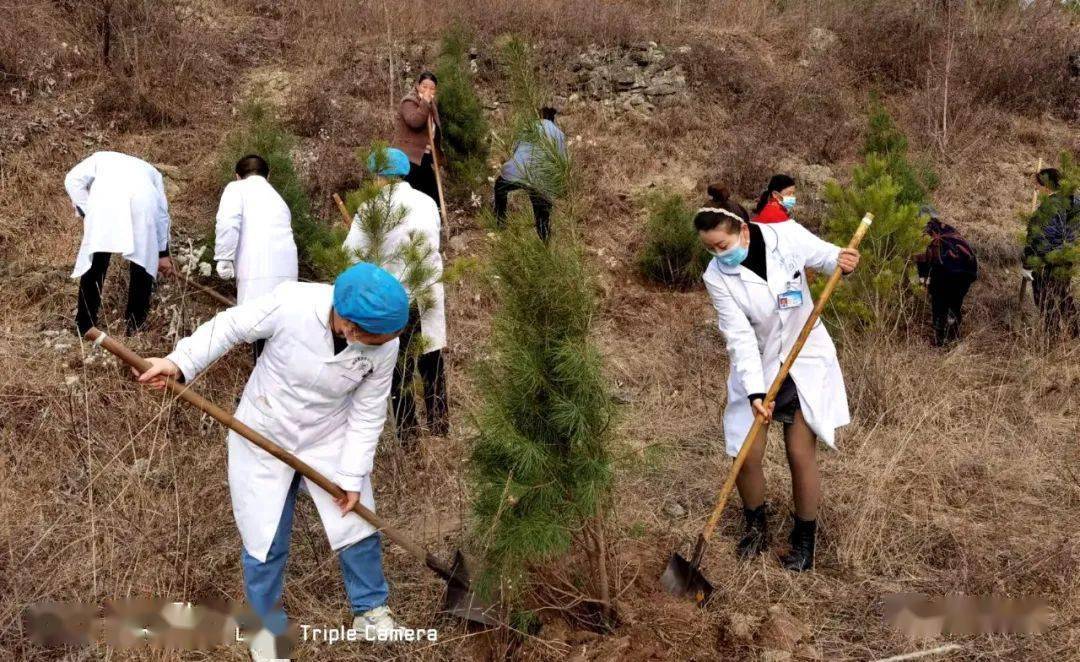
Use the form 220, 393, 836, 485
712, 244, 749, 268
781, 195, 797, 211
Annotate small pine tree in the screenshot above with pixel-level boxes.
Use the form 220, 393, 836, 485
1024, 151, 1080, 283
638, 190, 710, 288
864, 100, 938, 206
218, 99, 339, 279
821, 155, 926, 329
434, 28, 490, 196
469, 37, 614, 621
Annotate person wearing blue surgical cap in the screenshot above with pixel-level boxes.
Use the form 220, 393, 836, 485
134, 263, 412, 656
344, 147, 449, 441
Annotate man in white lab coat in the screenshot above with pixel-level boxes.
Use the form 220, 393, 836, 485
65, 151, 173, 335
343, 147, 448, 440
214, 154, 299, 305
136, 262, 411, 660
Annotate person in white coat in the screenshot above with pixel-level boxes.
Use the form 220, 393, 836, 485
695, 185, 860, 572
343, 148, 448, 440
214, 154, 299, 360
65, 151, 173, 335
214, 154, 299, 304
134, 262, 411, 659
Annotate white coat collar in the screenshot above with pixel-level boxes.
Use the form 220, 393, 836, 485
312, 285, 385, 366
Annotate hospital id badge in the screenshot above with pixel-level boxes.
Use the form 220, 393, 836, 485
777, 281, 804, 310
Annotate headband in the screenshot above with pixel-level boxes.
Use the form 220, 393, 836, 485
697, 207, 745, 223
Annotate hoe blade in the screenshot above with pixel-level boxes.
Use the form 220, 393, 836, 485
441, 550, 501, 627
660, 552, 714, 605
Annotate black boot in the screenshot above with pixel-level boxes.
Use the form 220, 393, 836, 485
780, 515, 816, 571
735, 503, 769, 559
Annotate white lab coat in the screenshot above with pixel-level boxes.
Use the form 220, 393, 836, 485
213, 175, 298, 303
64, 151, 170, 278
166, 282, 397, 562
703, 221, 851, 457
341, 181, 446, 352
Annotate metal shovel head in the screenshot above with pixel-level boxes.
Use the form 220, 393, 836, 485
661, 552, 715, 606
441, 550, 501, 627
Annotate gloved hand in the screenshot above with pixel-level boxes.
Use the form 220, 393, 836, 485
1021, 269, 1034, 282
216, 260, 235, 280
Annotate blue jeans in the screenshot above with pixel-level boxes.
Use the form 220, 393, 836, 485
240, 472, 389, 635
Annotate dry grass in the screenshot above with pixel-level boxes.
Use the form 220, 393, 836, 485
2, 0, 1080, 660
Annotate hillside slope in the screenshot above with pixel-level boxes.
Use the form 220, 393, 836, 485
2, 2, 1078, 660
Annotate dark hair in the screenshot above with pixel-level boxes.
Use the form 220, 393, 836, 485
1037, 167, 1061, 190
753, 173, 796, 213
235, 154, 269, 178
694, 183, 749, 233
540, 106, 558, 121
417, 71, 438, 86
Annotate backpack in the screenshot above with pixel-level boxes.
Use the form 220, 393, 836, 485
925, 220, 978, 279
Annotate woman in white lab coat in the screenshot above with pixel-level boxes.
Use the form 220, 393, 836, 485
65, 151, 173, 335
213, 154, 299, 305
696, 186, 859, 572
135, 263, 411, 658
343, 147, 448, 440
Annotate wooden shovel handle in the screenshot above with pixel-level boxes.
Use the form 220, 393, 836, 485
427, 116, 449, 230
699, 213, 874, 542
333, 193, 352, 229
173, 271, 235, 308
84, 328, 453, 579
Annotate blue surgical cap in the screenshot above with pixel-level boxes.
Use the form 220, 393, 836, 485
367, 148, 411, 178
333, 263, 409, 334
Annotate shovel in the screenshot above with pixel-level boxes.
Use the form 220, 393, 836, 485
661, 212, 874, 604
427, 114, 449, 243
83, 328, 499, 627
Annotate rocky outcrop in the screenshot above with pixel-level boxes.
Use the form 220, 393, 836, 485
570, 42, 689, 113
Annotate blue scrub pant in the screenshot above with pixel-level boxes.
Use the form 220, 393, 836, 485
240, 472, 389, 635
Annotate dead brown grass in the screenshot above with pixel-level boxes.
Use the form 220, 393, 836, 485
2, 0, 1079, 660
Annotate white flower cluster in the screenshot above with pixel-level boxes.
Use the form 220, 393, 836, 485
172, 240, 208, 277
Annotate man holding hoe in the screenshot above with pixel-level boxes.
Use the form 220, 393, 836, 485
135, 263, 410, 660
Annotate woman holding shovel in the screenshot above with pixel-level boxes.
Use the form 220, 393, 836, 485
392, 71, 443, 208
696, 187, 859, 572
134, 263, 409, 660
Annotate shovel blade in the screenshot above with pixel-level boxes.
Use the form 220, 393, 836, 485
660, 552, 714, 605
441, 550, 501, 627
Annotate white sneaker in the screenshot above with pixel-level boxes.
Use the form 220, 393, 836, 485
248, 627, 289, 661
353, 606, 399, 642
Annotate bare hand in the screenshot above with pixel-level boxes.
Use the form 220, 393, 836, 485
420, 88, 435, 104
838, 248, 859, 274
158, 256, 175, 278
134, 357, 181, 389
334, 491, 359, 516
751, 398, 775, 423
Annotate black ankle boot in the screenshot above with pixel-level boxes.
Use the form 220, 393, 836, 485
736, 503, 769, 559
780, 515, 816, 571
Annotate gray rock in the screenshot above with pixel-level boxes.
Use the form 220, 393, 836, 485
663, 502, 687, 518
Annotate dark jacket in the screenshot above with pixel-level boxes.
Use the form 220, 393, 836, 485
1024, 192, 1078, 270
391, 90, 442, 166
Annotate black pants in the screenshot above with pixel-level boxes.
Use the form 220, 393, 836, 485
1032, 269, 1079, 337
390, 307, 448, 438
76, 252, 155, 335
404, 153, 440, 209
493, 176, 552, 241
927, 274, 973, 346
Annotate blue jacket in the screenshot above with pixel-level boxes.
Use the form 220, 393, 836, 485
500, 120, 567, 184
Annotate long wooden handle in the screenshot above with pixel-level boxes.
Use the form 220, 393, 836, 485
699, 212, 874, 543
427, 117, 449, 229
333, 193, 352, 229
84, 328, 455, 581
173, 271, 236, 307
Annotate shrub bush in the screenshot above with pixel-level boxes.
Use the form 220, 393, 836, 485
638, 190, 709, 289
863, 100, 938, 206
